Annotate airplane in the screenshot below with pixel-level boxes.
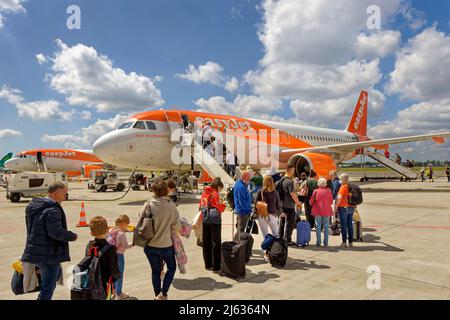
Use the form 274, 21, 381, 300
0, 152, 13, 170
4, 149, 104, 177
92, 90, 450, 179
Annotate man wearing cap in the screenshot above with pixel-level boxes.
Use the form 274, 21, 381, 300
233, 170, 253, 232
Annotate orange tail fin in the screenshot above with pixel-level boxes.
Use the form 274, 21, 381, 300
346, 90, 368, 137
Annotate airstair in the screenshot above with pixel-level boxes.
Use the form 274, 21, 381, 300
35, 151, 48, 172
365, 150, 417, 180
164, 111, 236, 188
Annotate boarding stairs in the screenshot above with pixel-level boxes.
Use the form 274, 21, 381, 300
164, 110, 237, 188
365, 150, 418, 180
34, 151, 48, 172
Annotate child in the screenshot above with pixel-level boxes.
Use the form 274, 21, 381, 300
88, 216, 121, 299
108, 215, 134, 300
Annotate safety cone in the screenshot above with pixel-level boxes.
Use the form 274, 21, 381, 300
76, 202, 89, 227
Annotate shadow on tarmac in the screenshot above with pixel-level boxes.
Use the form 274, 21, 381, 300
172, 277, 232, 291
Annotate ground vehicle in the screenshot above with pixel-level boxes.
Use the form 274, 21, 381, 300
5, 172, 68, 202
94, 170, 125, 192
129, 173, 148, 191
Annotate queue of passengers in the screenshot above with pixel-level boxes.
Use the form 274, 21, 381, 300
15, 164, 358, 301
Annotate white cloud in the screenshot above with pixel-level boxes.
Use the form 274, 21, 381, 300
224, 77, 239, 93
400, 3, 427, 31
291, 88, 385, 127
36, 53, 47, 65
355, 31, 401, 59
42, 114, 130, 147
0, 0, 26, 29
177, 61, 224, 85
177, 61, 240, 92
46, 39, 164, 112
387, 27, 450, 102
195, 94, 282, 117
0, 128, 22, 138
0, 85, 76, 121
242, 0, 409, 127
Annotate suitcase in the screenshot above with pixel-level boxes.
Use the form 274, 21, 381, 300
352, 209, 363, 242
269, 238, 288, 267
233, 232, 254, 263
268, 216, 288, 267
220, 212, 246, 279
296, 220, 311, 247
220, 241, 246, 279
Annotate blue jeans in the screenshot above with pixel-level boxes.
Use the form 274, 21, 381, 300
144, 246, 176, 297
315, 216, 330, 246
115, 253, 125, 295
338, 207, 354, 243
36, 264, 61, 300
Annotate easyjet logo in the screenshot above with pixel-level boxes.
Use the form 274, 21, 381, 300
354, 94, 367, 130
195, 116, 252, 131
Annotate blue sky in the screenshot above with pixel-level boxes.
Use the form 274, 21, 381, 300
0, 0, 449, 160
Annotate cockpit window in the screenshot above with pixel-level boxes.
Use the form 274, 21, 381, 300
146, 121, 156, 130
133, 121, 146, 130
117, 122, 134, 130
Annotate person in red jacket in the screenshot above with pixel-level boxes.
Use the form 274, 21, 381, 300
200, 177, 226, 272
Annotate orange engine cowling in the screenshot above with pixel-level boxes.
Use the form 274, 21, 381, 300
82, 165, 104, 178
287, 153, 336, 179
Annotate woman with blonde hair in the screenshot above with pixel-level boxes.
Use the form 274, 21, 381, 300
309, 178, 333, 247
255, 175, 282, 239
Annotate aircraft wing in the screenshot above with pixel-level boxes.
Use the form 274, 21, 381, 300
280, 131, 450, 156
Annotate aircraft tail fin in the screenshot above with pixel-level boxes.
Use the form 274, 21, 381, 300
0, 152, 13, 168
346, 90, 368, 137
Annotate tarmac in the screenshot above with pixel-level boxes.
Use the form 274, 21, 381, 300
1, 175, 450, 300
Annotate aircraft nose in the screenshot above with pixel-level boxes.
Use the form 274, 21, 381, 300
93, 132, 117, 164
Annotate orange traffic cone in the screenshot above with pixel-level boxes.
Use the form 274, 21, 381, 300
76, 202, 89, 227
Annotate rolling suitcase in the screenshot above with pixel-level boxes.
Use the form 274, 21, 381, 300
352, 209, 363, 242
296, 220, 311, 247
233, 232, 254, 263
220, 213, 246, 279
268, 216, 288, 267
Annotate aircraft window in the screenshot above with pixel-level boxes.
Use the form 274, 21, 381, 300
133, 121, 146, 130
146, 121, 157, 130
118, 122, 133, 130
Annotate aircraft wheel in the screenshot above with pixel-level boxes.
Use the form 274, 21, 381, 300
117, 183, 125, 192
10, 193, 21, 203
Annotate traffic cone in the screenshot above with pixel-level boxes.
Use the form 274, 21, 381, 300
76, 202, 89, 227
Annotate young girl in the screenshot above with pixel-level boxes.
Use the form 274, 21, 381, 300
108, 215, 134, 300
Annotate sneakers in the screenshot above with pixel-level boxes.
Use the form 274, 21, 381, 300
114, 292, 130, 300
155, 293, 168, 300
348, 242, 354, 247
341, 242, 347, 248
316, 243, 321, 247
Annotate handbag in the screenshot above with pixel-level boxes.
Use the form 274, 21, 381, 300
200, 195, 222, 225
133, 202, 156, 247
255, 190, 269, 218
245, 218, 259, 235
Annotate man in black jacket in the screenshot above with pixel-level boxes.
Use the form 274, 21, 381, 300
21, 182, 78, 300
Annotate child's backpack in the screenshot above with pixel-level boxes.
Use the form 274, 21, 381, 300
70, 243, 114, 300
348, 184, 363, 206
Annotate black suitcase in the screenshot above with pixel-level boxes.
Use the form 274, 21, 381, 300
268, 216, 288, 267
220, 241, 246, 279
233, 232, 254, 263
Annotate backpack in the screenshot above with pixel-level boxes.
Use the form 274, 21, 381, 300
226, 185, 235, 210
348, 184, 363, 206
275, 176, 288, 202
305, 179, 318, 199
71, 243, 114, 300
